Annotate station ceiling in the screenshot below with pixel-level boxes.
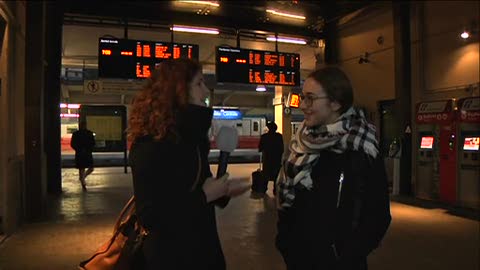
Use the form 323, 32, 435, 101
59, 1, 373, 107
62, 1, 373, 41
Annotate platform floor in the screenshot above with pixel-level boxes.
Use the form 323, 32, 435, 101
0, 165, 478, 270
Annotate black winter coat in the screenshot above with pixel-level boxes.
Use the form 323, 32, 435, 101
129, 105, 226, 270
70, 129, 95, 169
276, 150, 391, 270
258, 131, 284, 180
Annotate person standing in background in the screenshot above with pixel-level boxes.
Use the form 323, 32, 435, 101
70, 120, 95, 191
258, 121, 284, 195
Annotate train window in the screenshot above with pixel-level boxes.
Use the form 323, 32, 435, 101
253, 122, 259, 132
236, 123, 243, 127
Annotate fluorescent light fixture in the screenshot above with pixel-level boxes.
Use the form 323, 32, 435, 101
60, 113, 79, 118
266, 9, 305, 20
171, 25, 219, 35
266, 36, 307, 45
256, 85, 266, 92
460, 31, 470, 39
178, 1, 220, 7
60, 103, 81, 109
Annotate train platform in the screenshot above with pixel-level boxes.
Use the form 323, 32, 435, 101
0, 165, 478, 270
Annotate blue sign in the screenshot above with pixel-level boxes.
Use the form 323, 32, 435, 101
213, 109, 242, 120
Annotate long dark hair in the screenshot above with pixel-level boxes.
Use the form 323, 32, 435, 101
128, 58, 202, 141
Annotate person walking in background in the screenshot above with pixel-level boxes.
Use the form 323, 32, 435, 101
258, 121, 284, 195
275, 67, 391, 270
128, 58, 248, 270
70, 120, 95, 191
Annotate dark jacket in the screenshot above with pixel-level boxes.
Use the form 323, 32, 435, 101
258, 131, 284, 180
70, 129, 95, 168
129, 104, 225, 270
276, 150, 391, 270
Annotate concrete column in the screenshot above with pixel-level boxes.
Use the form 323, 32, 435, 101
24, 1, 47, 221
324, 2, 339, 65
44, 2, 62, 195
274, 86, 292, 152
393, 2, 413, 196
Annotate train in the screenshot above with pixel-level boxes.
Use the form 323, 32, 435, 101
60, 106, 303, 166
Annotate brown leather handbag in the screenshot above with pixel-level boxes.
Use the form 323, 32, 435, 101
78, 147, 202, 270
78, 196, 147, 270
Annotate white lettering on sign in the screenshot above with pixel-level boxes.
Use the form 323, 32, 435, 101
218, 47, 241, 53
417, 101, 447, 113
100, 39, 119, 44
461, 98, 480, 111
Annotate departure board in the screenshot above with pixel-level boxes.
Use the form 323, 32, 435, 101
98, 38, 199, 79
215, 46, 300, 86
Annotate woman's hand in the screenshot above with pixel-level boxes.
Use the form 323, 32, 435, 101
202, 173, 229, 203
226, 177, 251, 197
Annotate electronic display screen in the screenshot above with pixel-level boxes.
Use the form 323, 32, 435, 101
215, 46, 300, 86
420, 136, 434, 149
98, 38, 199, 79
463, 137, 480, 151
289, 93, 300, 108
213, 109, 242, 120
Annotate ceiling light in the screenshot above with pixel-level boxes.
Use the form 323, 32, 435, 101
266, 36, 307, 45
171, 25, 219, 35
178, 1, 220, 7
256, 85, 266, 92
460, 31, 470, 39
266, 9, 305, 20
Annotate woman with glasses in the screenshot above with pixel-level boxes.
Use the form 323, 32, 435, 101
275, 67, 391, 270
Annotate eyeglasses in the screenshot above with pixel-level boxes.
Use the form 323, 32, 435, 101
298, 93, 329, 107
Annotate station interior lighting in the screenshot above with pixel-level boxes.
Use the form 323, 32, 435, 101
177, 1, 220, 7
266, 9, 306, 20
266, 35, 307, 45
256, 85, 266, 92
171, 25, 219, 35
460, 31, 470, 39
60, 103, 80, 109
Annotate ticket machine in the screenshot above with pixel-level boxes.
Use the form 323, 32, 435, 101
415, 100, 456, 202
456, 97, 480, 209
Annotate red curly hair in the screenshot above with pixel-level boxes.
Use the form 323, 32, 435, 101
128, 59, 202, 141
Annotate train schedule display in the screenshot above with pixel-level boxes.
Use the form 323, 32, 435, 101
215, 46, 300, 86
98, 38, 199, 79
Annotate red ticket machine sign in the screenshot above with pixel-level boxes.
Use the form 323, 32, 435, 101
415, 99, 456, 203
456, 97, 480, 209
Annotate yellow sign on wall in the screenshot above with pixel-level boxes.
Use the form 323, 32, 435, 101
86, 116, 122, 141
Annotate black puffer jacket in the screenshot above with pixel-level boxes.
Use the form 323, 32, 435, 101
276, 150, 391, 270
129, 104, 226, 270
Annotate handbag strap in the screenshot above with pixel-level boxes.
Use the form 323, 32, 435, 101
190, 146, 202, 192
113, 196, 135, 232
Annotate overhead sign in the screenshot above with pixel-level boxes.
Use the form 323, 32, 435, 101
458, 97, 480, 123
213, 109, 242, 120
84, 79, 145, 95
415, 100, 454, 124
98, 38, 199, 79
215, 46, 300, 86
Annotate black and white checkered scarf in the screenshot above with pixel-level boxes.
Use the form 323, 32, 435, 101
277, 107, 379, 209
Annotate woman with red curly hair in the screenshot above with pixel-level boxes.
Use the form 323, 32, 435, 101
128, 59, 240, 269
